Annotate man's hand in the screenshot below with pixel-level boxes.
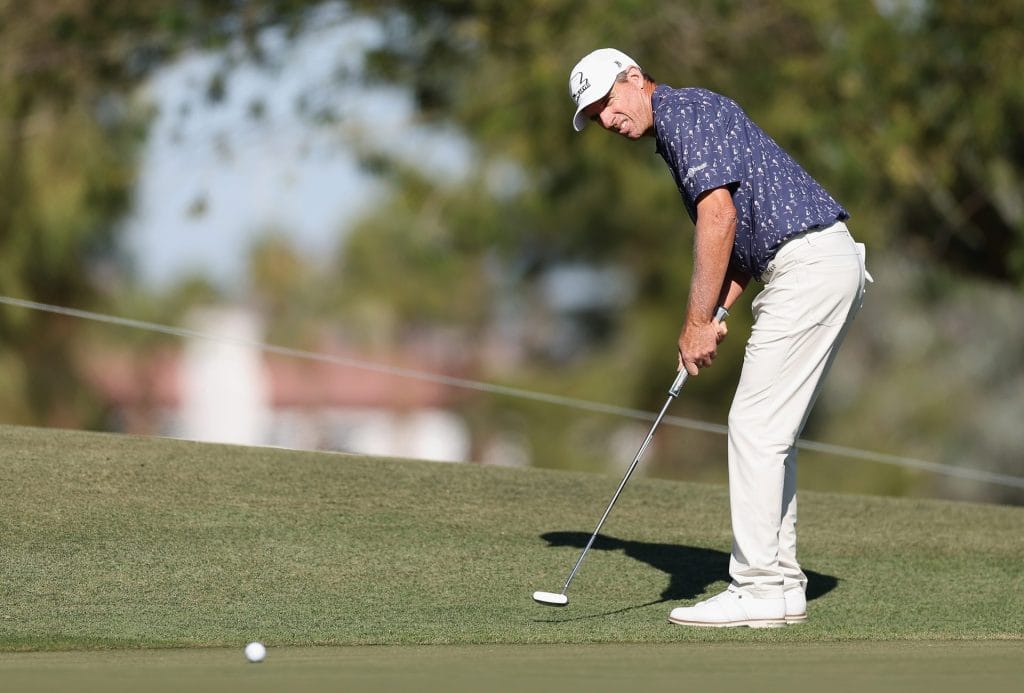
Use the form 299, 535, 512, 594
716, 318, 728, 344
678, 319, 720, 376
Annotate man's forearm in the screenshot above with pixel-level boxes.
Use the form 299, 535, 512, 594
717, 267, 750, 311
687, 192, 736, 324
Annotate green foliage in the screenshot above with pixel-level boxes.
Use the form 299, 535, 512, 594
334, 171, 503, 338
354, 0, 1024, 283
0, 1, 331, 424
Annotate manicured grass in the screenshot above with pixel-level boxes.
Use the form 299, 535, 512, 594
1, 424, 1021, 650
2, 642, 1023, 693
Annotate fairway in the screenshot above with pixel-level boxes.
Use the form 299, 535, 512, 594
1, 424, 1021, 688
3, 642, 1023, 693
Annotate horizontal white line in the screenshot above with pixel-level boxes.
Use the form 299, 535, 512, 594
2, 295, 1021, 490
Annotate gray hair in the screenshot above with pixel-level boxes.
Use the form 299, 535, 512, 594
615, 68, 655, 83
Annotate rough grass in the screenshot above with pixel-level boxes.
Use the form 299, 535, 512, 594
1, 424, 1021, 650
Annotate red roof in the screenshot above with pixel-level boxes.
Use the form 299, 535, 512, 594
82, 344, 465, 410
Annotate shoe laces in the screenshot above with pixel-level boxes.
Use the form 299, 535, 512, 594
699, 588, 739, 606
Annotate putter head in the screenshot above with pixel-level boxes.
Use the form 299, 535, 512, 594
532, 591, 569, 607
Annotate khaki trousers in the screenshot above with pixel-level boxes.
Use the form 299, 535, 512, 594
727, 221, 866, 597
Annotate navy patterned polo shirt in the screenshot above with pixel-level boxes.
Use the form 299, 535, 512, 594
652, 85, 848, 278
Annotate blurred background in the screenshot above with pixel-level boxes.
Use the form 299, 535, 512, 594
1, 0, 1021, 505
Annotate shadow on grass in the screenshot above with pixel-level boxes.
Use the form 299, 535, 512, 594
533, 531, 838, 622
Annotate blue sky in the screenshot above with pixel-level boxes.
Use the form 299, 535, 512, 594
122, 6, 471, 291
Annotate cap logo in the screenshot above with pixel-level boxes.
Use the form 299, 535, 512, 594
570, 71, 591, 105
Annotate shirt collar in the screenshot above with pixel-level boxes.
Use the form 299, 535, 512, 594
651, 84, 673, 154
651, 83, 672, 113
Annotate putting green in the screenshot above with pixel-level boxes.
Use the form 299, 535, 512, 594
2, 642, 1021, 693
4, 425, 1022, 649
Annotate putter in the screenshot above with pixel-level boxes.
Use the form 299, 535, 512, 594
533, 306, 728, 607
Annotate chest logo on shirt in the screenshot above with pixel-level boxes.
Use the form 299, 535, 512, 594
683, 162, 708, 183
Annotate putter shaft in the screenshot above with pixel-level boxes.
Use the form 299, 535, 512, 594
558, 383, 680, 596
553, 306, 726, 598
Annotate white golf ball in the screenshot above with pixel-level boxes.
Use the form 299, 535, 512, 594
244, 641, 266, 663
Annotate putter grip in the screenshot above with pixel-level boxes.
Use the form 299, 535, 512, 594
670, 306, 729, 397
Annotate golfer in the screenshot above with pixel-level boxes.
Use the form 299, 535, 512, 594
569, 48, 868, 627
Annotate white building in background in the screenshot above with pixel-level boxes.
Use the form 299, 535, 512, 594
307, 408, 470, 463
178, 308, 271, 446
85, 306, 473, 463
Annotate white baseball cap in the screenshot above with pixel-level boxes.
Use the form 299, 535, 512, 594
568, 48, 640, 131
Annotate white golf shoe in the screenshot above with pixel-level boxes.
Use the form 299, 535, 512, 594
784, 587, 807, 624
668, 587, 786, 628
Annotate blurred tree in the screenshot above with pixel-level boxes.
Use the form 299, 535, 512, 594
0, 0, 325, 424
824, 0, 1024, 283
246, 232, 331, 347
351, 0, 1024, 283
